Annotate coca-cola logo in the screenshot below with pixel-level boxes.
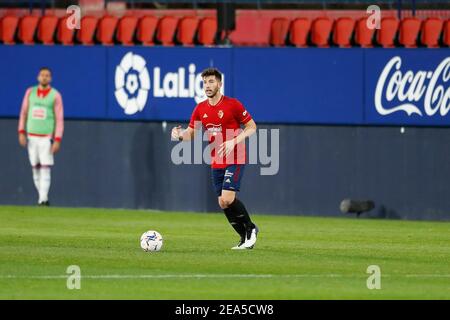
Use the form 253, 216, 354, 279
375, 56, 450, 117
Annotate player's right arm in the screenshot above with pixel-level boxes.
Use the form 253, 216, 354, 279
171, 126, 195, 141
17, 88, 32, 147
171, 105, 201, 141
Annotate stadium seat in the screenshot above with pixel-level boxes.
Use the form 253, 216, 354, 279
355, 17, 375, 48
421, 18, 443, 48
399, 17, 421, 48
156, 16, 178, 46
57, 16, 75, 45
136, 15, 158, 46
18, 15, 39, 45
443, 20, 450, 47
0, 15, 19, 44
117, 15, 138, 46
376, 17, 399, 48
197, 17, 216, 46
311, 17, 333, 47
96, 15, 118, 45
176, 16, 199, 46
289, 18, 311, 48
270, 18, 290, 47
76, 15, 98, 45
333, 17, 355, 48
38, 15, 58, 45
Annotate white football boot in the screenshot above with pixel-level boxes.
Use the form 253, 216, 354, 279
242, 225, 259, 249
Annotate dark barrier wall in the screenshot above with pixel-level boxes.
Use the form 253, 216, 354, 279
1, 118, 449, 221
0, 46, 448, 125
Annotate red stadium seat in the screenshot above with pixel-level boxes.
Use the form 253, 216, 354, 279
177, 16, 199, 46
57, 16, 75, 45
96, 15, 118, 45
376, 17, 399, 48
311, 17, 333, 47
443, 20, 450, 47
156, 16, 178, 46
399, 17, 421, 48
38, 15, 58, 45
136, 15, 158, 46
0, 15, 19, 44
117, 15, 138, 46
197, 17, 216, 46
18, 15, 39, 45
333, 17, 355, 48
355, 17, 375, 48
76, 15, 98, 45
421, 18, 443, 48
270, 18, 290, 47
289, 18, 311, 47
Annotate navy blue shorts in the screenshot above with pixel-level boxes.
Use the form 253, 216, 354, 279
211, 164, 245, 197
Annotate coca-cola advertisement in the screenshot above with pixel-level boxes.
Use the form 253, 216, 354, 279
366, 50, 450, 126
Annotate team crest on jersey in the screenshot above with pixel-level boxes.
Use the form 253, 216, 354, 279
218, 110, 224, 119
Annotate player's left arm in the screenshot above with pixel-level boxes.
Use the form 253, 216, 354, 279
235, 119, 256, 144
52, 92, 64, 154
218, 101, 257, 157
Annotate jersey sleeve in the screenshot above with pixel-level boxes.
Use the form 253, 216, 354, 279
53, 92, 64, 141
233, 99, 252, 124
18, 88, 32, 134
188, 105, 202, 129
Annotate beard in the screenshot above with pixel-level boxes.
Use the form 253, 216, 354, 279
205, 87, 219, 98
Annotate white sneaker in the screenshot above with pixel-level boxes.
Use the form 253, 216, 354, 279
242, 225, 259, 249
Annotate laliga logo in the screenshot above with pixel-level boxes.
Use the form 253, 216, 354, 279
375, 56, 450, 117
115, 52, 225, 115
115, 52, 150, 115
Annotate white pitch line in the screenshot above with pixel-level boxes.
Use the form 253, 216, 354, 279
0, 274, 342, 279
0, 274, 449, 279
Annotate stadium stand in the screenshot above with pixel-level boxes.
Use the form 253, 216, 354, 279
270, 17, 290, 47
57, 16, 75, 45
399, 17, 422, 48
37, 15, 58, 45
136, 15, 158, 46
376, 17, 399, 48
289, 18, 311, 47
421, 17, 444, 48
444, 19, 450, 46
333, 17, 355, 48
176, 16, 199, 46
96, 15, 118, 45
197, 17, 217, 46
0, 5, 448, 47
18, 15, 39, 44
116, 15, 138, 46
156, 15, 178, 46
0, 15, 19, 44
311, 17, 333, 47
354, 17, 375, 47
76, 15, 98, 45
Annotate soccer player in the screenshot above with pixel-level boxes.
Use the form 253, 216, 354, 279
171, 68, 258, 250
18, 67, 64, 206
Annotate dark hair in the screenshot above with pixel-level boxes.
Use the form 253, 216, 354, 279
39, 67, 52, 74
201, 68, 222, 82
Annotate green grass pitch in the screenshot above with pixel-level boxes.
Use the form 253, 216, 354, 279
0, 206, 449, 299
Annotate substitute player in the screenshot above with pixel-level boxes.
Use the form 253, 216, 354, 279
171, 68, 258, 250
18, 67, 64, 206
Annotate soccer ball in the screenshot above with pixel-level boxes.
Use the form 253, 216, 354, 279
140, 230, 163, 252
